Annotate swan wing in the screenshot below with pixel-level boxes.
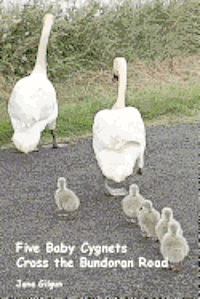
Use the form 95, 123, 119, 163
8, 74, 58, 129
93, 107, 145, 153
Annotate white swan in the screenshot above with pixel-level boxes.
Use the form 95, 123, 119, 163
54, 177, 80, 219
155, 207, 183, 242
93, 57, 146, 196
8, 14, 58, 153
121, 184, 145, 222
160, 220, 189, 271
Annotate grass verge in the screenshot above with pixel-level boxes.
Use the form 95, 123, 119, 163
0, 55, 200, 147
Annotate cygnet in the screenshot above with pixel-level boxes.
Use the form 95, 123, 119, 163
54, 177, 80, 220
155, 207, 182, 242
121, 184, 145, 222
160, 220, 189, 271
137, 199, 160, 238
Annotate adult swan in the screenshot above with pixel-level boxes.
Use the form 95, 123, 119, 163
93, 57, 146, 196
8, 14, 58, 153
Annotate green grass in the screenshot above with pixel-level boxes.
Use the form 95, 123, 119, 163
127, 82, 200, 119
42, 77, 200, 143
0, 72, 200, 146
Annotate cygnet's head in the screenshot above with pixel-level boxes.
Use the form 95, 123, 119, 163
129, 184, 139, 196
162, 207, 173, 220
57, 177, 66, 188
168, 221, 179, 235
142, 199, 152, 210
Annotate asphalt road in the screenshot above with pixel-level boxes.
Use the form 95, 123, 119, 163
0, 124, 198, 298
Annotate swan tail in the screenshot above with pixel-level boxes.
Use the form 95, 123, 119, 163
12, 129, 41, 153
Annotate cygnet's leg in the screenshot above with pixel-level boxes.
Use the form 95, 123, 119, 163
104, 178, 128, 197
125, 216, 136, 223
67, 210, 79, 221
141, 232, 148, 237
169, 262, 180, 272
50, 129, 58, 148
54, 210, 68, 219
139, 224, 145, 232
139, 226, 147, 237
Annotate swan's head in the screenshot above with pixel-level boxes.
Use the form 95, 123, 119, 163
142, 199, 152, 210
112, 57, 127, 82
57, 177, 66, 189
162, 207, 173, 220
43, 13, 54, 26
168, 220, 179, 235
129, 184, 139, 196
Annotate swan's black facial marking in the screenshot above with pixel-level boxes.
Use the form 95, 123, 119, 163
112, 73, 119, 82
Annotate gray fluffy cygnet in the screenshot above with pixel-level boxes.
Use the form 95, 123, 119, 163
121, 184, 145, 222
160, 220, 189, 271
155, 207, 183, 242
54, 177, 80, 219
137, 199, 160, 238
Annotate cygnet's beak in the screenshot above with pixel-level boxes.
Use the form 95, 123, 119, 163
112, 73, 119, 82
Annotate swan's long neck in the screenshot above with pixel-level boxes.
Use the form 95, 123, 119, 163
32, 15, 53, 76
114, 63, 127, 109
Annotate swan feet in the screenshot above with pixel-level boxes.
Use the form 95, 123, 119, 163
125, 216, 136, 223
104, 179, 128, 197
51, 130, 58, 148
